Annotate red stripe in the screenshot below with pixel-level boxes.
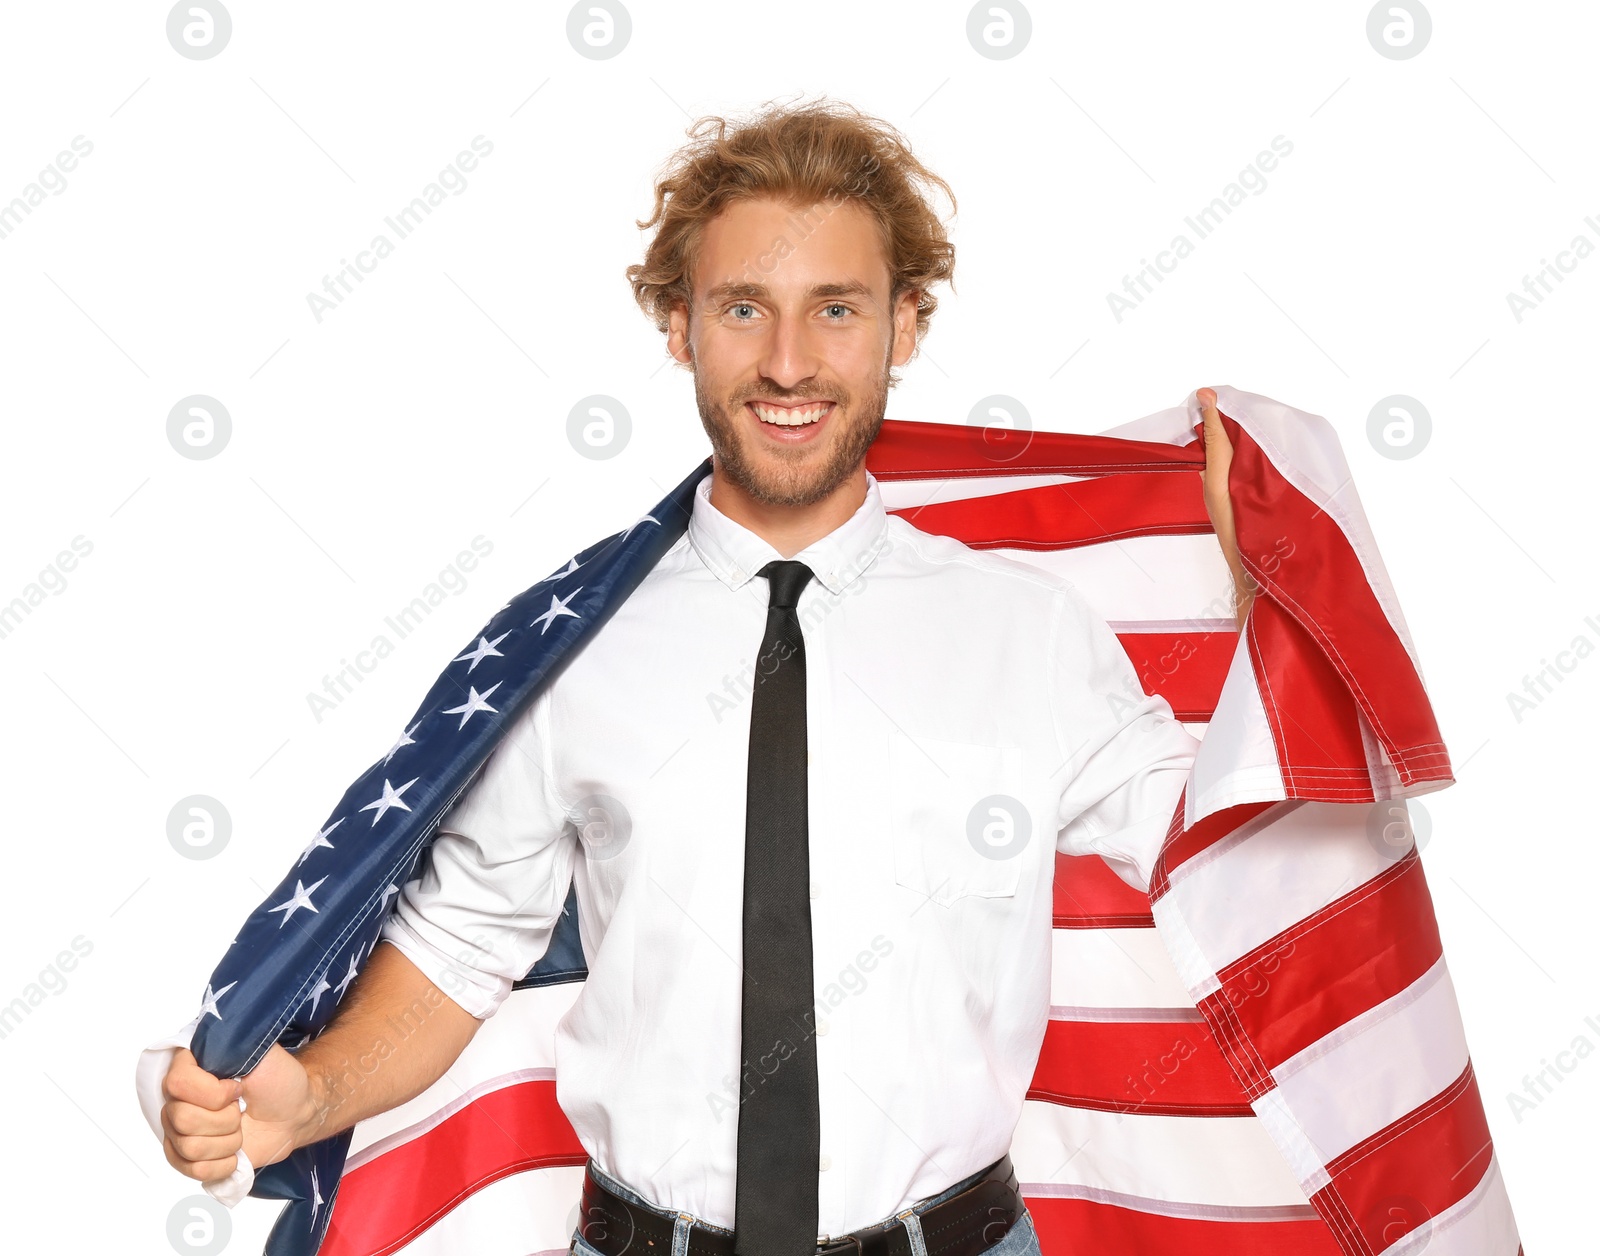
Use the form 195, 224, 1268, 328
321, 1079, 583, 1256
1114, 630, 1234, 722
866, 417, 1204, 480
1204, 849, 1443, 1073
1149, 799, 1278, 901
887, 470, 1210, 551
1054, 851, 1154, 928
1221, 412, 1453, 792
1029, 1016, 1252, 1116
1027, 1193, 1342, 1256
1313, 1061, 1494, 1255
1245, 594, 1378, 798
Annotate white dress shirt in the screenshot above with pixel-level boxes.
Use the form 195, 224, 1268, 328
379, 467, 1201, 1238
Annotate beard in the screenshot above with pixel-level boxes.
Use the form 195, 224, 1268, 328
691, 343, 892, 508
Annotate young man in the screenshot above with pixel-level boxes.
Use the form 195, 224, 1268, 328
159, 99, 1251, 1256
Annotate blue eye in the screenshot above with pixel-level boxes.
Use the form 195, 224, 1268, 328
729, 303, 756, 320
824, 304, 849, 319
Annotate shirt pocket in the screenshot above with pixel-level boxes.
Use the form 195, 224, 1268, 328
886, 731, 1031, 907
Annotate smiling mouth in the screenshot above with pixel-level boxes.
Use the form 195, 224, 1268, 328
747, 400, 835, 428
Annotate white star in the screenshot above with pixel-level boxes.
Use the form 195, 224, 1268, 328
380, 882, 401, 912
383, 722, 421, 765
453, 631, 511, 673
334, 953, 361, 1001
537, 556, 583, 584
199, 980, 237, 1021
443, 681, 503, 729
297, 819, 343, 866
360, 777, 419, 827
621, 513, 659, 539
531, 587, 584, 634
310, 1165, 324, 1224
306, 968, 333, 1018
269, 876, 329, 928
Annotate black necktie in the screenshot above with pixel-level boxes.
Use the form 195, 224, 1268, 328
734, 559, 821, 1256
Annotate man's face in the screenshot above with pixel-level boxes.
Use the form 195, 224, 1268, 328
666, 196, 918, 509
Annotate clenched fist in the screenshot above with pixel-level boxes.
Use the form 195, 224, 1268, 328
160, 1043, 317, 1183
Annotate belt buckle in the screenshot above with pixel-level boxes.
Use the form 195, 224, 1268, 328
828, 1209, 912, 1256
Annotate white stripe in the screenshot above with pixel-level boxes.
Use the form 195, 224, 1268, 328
1270, 957, 1469, 1165
1386, 1152, 1521, 1256
1051, 1006, 1205, 1024
1249, 1087, 1334, 1196
1020, 1180, 1320, 1223
347, 980, 580, 1158
1051, 926, 1195, 1010
347, 1067, 553, 1171
1184, 629, 1287, 827
1148, 895, 1222, 1002
1104, 617, 1237, 634
1012, 1096, 1312, 1208
1161, 800, 1394, 973
989, 535, 1232, 623
391, 1161, 587, 1256
877, 472, 1086, 511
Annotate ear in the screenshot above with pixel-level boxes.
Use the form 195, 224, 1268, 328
890, 288, 919, 367
665, 300, 694, 366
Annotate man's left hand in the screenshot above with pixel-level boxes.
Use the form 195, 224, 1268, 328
1198, 387, 1256, 630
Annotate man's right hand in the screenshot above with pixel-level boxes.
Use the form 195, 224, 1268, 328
160, 1043, 319, 1184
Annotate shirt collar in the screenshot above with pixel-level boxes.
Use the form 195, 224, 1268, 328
687, 469, 891, 597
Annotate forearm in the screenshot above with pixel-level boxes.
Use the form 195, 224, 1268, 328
1229, 560, 1257, 630
289, 939, 482, 1149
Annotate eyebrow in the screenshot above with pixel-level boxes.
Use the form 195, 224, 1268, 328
701, 280, 876, 306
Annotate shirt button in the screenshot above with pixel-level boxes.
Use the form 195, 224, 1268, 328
816, 1017, 830, 1036
810, 880, 820, 898
819, 1154, 832, 1171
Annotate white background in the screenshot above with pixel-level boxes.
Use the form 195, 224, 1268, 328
0, 2, 1593, 1252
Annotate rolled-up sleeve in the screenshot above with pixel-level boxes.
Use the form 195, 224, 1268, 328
1049, 582, 1201, 894
379, 685, 577, 1019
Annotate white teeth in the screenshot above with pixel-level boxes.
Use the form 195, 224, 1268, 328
752, 402, 831, 427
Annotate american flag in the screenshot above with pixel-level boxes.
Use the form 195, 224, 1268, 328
137, 385, 1522, 1256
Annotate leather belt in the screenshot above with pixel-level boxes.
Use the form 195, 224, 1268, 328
575, 1154, 1023, 1256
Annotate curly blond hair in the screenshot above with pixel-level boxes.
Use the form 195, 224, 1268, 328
626, 95, 957, 352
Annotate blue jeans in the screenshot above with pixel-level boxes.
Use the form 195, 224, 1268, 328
570, 1157, 1041, 1256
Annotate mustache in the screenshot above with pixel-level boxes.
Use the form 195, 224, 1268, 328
734, 392, 845, 407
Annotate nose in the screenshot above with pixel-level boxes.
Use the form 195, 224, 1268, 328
754, 309, 824, 393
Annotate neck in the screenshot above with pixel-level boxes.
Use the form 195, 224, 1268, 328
708, 460, 868, 559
